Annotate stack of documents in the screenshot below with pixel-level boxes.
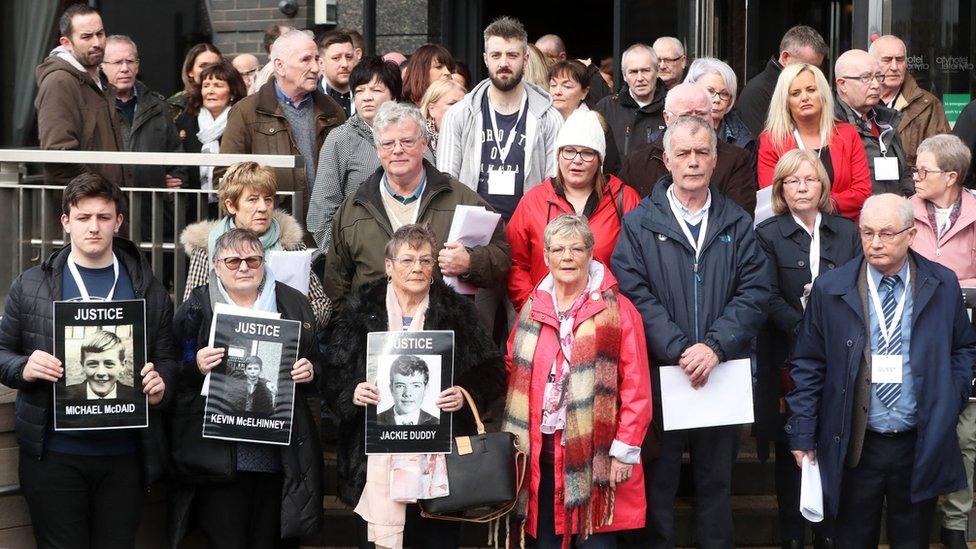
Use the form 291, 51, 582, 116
444, 205, 501, 295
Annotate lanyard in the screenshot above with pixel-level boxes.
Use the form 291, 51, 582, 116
667, 188, 709, 261
866, 265, 911, 348
792, 128, 824, 158
792, 213, 822, 282
66, 252, 119, 301
877, 125, 893, 156
488, 92, 528, 164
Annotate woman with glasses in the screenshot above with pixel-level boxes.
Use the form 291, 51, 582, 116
502, 214, 651, 548
758, 63, 872, 220
755, 149, 860, 549
324, 224, 505, 549
683, 57, 756, 161
168, 228, 323, 548
507, 110, 639, 310
181, 161, 332, 329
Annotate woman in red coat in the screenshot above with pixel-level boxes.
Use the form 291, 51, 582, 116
502, 214, 651, 548
757, 63, 871, 220
507, 109, 640, 310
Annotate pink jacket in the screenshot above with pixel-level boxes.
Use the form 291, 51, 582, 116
911, 192, 976, 287
505, 266, 652, 537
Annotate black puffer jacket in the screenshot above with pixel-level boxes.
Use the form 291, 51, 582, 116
595, 81, 667, 157
167, 282, 323, 545
0, 238, 177, 483
323, 278, 506, 507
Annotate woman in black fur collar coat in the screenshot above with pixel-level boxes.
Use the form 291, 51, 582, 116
324, 225, 506, 548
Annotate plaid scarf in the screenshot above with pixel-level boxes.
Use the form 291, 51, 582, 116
502, 288, 622, 546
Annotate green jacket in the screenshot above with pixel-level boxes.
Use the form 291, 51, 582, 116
324, 160, 511, 313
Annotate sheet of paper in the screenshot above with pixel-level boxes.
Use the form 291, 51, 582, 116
202, 303, 281, 396
754, 186, 774, 227
659, 358, 754, 431
266, 249, 316, 295
800, 454, 824, 522
444, 205, 501, 295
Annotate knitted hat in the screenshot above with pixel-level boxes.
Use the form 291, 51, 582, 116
555, 109, 607, 164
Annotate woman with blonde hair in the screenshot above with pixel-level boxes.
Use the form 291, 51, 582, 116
419, 78, 467, 151
757, 63, 871, 220
754, 148, 859, 549
524, 44, 554, 89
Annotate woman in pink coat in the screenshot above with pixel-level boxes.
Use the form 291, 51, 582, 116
502, 214, 652, 548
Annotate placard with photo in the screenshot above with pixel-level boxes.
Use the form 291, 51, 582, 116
53, 300, 148, 430
203, 304, 301, 445
365, 330, 454, 454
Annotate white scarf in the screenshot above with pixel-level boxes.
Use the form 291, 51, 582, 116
197, 106, 231, 195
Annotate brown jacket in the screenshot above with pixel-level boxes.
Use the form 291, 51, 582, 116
218, 79, 346, 220
891, 73, 950, 166
34, 51, 128, 186
618, 136, 758, 217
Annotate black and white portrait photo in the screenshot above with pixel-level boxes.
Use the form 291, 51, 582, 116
376, 354, 441, 427
53, 300, 148, 431
232, 355, 276, 414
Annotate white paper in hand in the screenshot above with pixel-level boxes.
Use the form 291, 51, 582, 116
659, 358, 754, 431
800, 454, 824, 522
266, 249, 315, 295
444, 205, 501, 295
754, 186, 774, 227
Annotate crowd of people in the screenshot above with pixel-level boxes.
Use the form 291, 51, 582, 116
6, 2, 976, 548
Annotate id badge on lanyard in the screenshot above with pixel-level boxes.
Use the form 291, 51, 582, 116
866, 267, 910, 384
66, 252, 120, 301
486, 94, 527, 196
873, 126, 899, 181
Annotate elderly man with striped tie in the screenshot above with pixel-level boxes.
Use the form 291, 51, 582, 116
786, 192, 976, 547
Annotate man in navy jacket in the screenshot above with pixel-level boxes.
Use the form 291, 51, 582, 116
788, 193, 976, 546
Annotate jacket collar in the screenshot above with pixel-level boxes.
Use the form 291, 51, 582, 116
911, 191, 976, 243
255, 77, 345, 126
829, 251, 940, 325
458, 78, 555, 119
41, 237, 150, 296
616, 81, 667, 113
130, 81, 163, 131
352, 160, 454, 232
527, 262, 620, 329
773, 211, 844, 239
834, 95, 902, 134
640, 176, 737, 250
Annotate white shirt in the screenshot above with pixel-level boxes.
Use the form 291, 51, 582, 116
935, 206, 953, 238
629, 88, 652, 108
86, 383, 117, 400
394, 409, 421, 425
666, 185, 711, 226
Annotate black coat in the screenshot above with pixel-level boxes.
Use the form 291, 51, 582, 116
736, 57, 782, 139
583, 62, 612, 110
595, 81, 667, 157
323, 278, 506, 507
753, 213, 861, 440
952, 98, 976, 189
0, 238, 177, 483
167, 282, 323, 544
121, 81, 188, 188
174, 110, 205, 189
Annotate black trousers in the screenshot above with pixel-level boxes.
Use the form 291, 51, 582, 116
773, 438, 835, 542
642, 424, 740, 548
356, 505, 461, 549
835, 430, 936, 548
192, 472, 297, 549
19, 450, 145, 549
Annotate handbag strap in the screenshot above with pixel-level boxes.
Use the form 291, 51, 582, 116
420, 443, 528, 524
457, 386, 486, 435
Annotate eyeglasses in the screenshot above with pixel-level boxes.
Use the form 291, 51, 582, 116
859, 226, 912, 243
658, 55, 685, 65
909, 166, 947, 179
783, 177, 821, 187
103, 58, 139, 67
392, 256, 435, 268
546, 245, 590, 257
217, 255, 264, 270
666, 108, 711, 119
841, 73, 885, 84
705, 87, 732, 102
378, 137, 422, 152
559, 148, 598, 162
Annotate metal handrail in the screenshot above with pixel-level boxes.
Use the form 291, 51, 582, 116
0, 149, 303, 168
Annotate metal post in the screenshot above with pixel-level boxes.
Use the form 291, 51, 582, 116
613, 0, 622, 92
363, 0, 376, 56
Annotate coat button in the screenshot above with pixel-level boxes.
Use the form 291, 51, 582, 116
834, 436, 840, 443
301, 473, 308, 481
298, 436, 305, 445
798, 260, 805, 267
785, 424, 792, 432
827, 263, 835, 269
846, 340, 853, 347
269, 127, 276, 133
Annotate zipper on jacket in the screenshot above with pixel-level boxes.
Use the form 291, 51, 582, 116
693, 261, 701, 342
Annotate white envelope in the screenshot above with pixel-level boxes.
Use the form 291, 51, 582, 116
659, 358, 754, 431
266, 249, 316, 295
800, 454, 824, 522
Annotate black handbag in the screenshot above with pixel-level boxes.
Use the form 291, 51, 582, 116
419, 387, 526, 522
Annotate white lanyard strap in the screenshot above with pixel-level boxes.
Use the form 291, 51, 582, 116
792, 213, 822, 281
877, 125, 893, 156
792, 128, 824, 158
488, 92, 528, 164
667, 192, 709, 260
67, 252, 119, 301
866, 265, 910, 347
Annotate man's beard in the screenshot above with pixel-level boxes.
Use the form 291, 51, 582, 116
72, 45, 103, 68
490, 66, 524, 92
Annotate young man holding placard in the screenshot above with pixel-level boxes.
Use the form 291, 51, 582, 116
0, 172, 176, 548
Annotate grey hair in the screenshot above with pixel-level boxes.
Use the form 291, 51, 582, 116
861, 194, 914, 228
543, 214, 595, 251
105, 35, 138, 56
213, 228, 264, 261
384, 223, 437, 259
684, 57, 738, 107
652, 36, 685, 57
663, 116, 717, 156
270, 29, 313, 62
621, 43, 659, 73
372, 102, 428, 146
916, 134, 971, 184
484, 16, 528, 51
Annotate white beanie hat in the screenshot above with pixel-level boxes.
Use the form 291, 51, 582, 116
555, 109, 607, 164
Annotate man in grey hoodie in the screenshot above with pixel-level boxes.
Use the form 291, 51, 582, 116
436, 16, 562, 224
34, 4, 128, 187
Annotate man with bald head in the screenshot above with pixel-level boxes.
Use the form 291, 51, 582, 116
834, 49, 914, 196
220, 30, 346, 228
870, 35, 950, 166
534, 33, 566, 61
231, 53, 260, 95
788, 193, 976, 547
596, 43, 668, 158
619, 82, 756, 214
652, 37, 687, 90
